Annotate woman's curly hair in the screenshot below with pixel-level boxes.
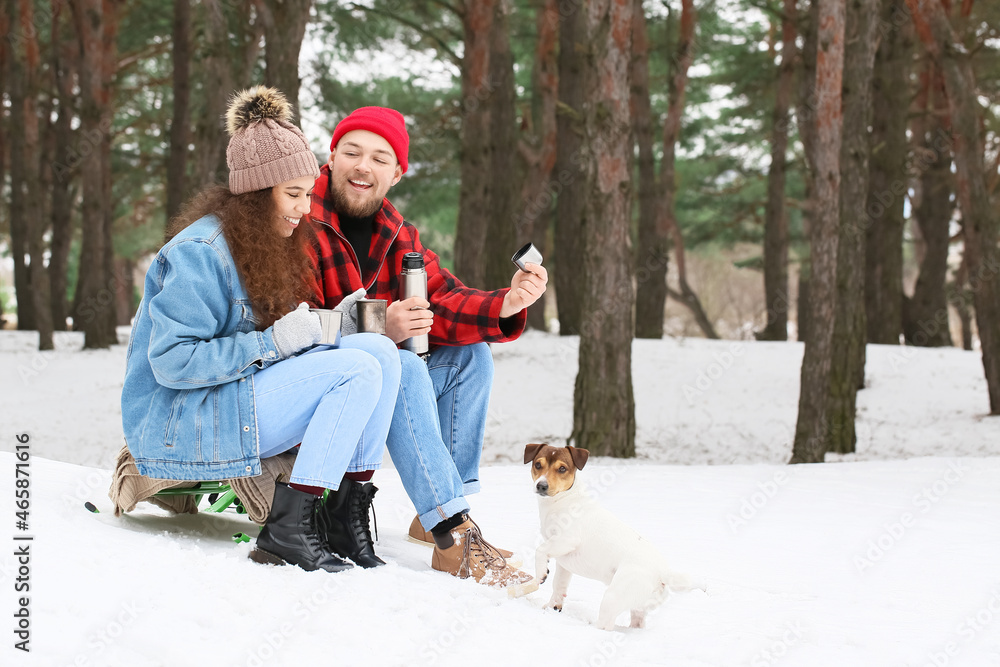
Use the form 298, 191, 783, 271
166, 185, 315, 330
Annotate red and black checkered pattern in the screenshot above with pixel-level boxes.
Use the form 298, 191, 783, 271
307, 164, 526, 346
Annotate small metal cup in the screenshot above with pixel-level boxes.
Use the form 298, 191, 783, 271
309, 309, 342, 346
512, 242, 543, 273
356, 299, 387, 335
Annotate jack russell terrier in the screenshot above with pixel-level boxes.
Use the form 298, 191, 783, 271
509, 444, 698, 630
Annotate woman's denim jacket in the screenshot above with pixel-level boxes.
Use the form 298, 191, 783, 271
121, 215, 283, 480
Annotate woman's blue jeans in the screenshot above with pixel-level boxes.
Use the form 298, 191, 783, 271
254, 333, 401, 490
387, 342, 494, 530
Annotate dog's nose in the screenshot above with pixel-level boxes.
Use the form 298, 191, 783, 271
535, 479, 549, 495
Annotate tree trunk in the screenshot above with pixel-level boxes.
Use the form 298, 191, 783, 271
100, 0, 120, 341
516, 0, 559, 331
260, 0, 313, 113
906, 0, 1000, 412
192, 0, 236, 187
13, 0, 54, 348
790, 0, 844, 464
759, 0, 797, 342
69, 0, 118, 348
954, 255, 974, 350
236, 1, 264, 88
797, 269, 811, 343
49, 1, 75, 331
115, 257, 135, 326
904, 61, 954, 347
483, 0, 519, 291
865, 0, 910, 345
553, 0, 586, 336
632, 0, 667, 339
661, 0, 716, 340
166, 0, 191, 223
6, 0, 34, 331
453, 0, 495, 290
25, 0, 54, 349
570, 0, 635, 458
0, 13, 7, 317
793, 0, 819, 344
827, 0, 879, 456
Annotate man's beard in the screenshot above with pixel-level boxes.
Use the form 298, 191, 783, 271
328, 179, 383, 219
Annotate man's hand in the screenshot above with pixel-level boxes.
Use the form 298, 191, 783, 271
386, 296, 434, 344
499, 263, 548, 318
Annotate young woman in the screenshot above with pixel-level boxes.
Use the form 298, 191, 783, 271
121, 87, 400, 573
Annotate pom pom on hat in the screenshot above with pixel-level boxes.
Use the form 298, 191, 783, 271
226, 86, 293, 136
224, 86, 320, 194
330, 107, 409, 174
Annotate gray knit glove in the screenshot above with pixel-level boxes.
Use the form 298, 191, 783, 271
333, 288, 367, 336
271, 303, 321, 359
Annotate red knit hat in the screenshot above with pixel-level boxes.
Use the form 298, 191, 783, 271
330, 106, 409, 174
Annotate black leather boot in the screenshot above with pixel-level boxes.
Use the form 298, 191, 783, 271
317, 479, 385, 568
250, 482, 353, 573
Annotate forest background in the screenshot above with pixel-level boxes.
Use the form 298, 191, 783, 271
1, 0, 998, 464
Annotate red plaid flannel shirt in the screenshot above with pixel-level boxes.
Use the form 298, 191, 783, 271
307, 164, 526, 346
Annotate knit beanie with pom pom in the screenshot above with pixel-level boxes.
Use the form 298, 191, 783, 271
225, 86, 320, 194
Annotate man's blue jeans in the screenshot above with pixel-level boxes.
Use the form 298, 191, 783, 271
387, 343, 493, 530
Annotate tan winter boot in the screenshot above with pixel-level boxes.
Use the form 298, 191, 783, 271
407, 515, 522, 567
431, 517, 532, 588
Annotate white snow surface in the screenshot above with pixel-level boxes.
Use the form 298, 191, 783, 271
2, 329, 999, 666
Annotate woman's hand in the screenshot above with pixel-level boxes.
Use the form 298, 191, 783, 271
272, 303, 322, 358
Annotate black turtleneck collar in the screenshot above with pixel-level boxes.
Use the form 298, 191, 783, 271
339, 211, 377, 267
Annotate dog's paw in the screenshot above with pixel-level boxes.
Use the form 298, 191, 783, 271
507, 581, 540, 598
544, 594, 565, 611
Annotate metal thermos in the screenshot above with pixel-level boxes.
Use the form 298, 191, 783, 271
399, 252, 429, 357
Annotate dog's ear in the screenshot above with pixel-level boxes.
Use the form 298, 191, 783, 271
523, 443, 547, 464
566, 446, 590, 470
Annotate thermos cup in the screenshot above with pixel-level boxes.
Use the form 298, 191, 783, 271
309, 309, 342, 346
399, 252, 430, 357
356, 299, 387, 335
511, 242, 543, 273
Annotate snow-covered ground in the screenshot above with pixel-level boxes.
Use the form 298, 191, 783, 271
2, 329, 999, 666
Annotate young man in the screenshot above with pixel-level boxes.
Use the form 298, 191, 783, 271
309, 106, 547, 587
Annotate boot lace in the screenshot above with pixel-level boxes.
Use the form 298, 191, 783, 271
302, 496, 328, 551
457, 524, 508, 579
350, 484, 378, 543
